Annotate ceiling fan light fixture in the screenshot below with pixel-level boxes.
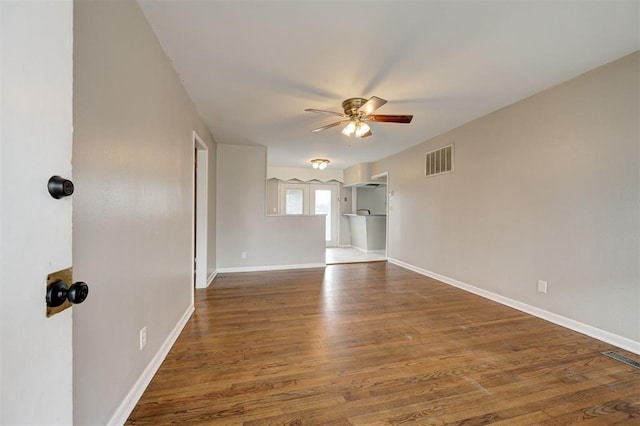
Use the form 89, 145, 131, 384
355, 121, 370, 137
311, 159, 330, 170
341, 120, 357, 136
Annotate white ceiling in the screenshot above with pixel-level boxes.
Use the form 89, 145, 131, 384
138, 0, 639, 170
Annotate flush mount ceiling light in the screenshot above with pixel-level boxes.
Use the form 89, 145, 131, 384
311, 159, 330, 170
305, 96, 413, 139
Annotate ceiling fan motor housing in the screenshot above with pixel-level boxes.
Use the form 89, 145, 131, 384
342, 98, 368, 116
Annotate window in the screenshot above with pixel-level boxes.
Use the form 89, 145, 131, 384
285, 188, 304, 215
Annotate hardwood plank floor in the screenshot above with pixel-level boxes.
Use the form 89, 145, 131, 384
127, 262, 640, 425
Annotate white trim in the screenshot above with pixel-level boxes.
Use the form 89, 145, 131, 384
193, 131, 209, 289
268, 166, 344, 183
206, 271, 217, 287
388, 257, 640, 355
216, 263, 326, 273
107, 304, 195, 426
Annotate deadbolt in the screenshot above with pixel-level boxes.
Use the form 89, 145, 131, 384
48, 175, 74, 199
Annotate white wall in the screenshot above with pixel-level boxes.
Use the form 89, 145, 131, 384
1, 1, 74, 423
217, 144, 325, 270
374, 52, 640, 346
72, 0, 216, 423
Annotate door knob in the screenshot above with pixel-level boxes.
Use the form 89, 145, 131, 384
46, 280, 89, 307
48, 175, 74, 199
67, 282, 89, 304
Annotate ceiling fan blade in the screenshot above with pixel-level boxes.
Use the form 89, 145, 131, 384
311, 120, 346, 133
305, 108, 346, 117
359, 130, 373, 138
357, 96, 387, 116
368, 114, 413, 123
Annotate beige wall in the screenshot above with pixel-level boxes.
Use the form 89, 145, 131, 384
72, 0, 216, 423
217, 144, 325, 270
374, 52, 639, 344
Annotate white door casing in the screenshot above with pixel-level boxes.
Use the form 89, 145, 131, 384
193, 131, 209, 289
0, 1, 74, 423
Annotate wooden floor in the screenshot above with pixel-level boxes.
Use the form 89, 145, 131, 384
127, 262, 640, 425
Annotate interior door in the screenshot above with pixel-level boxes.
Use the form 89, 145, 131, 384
1, 1, 75, 423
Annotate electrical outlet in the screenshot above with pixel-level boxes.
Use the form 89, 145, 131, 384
139, 326, 147, 350
241, 251, 247, 259
537, 280, 548, 294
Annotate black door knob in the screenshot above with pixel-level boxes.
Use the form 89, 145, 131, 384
68, 281, 89, 304
48, 175, 74, 199
46, 280, 69, 307
46, 280, 89, 307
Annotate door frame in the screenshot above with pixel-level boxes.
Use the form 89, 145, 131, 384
193, 131, 209, 289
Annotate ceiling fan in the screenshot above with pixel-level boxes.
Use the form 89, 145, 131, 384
305, 96, 413, 138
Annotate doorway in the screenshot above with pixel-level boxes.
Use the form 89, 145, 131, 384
326, 172, 389, 264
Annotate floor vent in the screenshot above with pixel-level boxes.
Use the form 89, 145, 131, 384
425, 144, 454, 177
602, 351, 640, 369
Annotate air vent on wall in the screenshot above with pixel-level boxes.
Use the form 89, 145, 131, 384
425, 144, 454, 177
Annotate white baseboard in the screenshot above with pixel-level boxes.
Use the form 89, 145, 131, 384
107, 304, 195, 426
388, 257, 640, 355
216, 262, 326, 273
206, 271, 217, 287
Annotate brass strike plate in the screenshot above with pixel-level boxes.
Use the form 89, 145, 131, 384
47, 267, 72, 317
